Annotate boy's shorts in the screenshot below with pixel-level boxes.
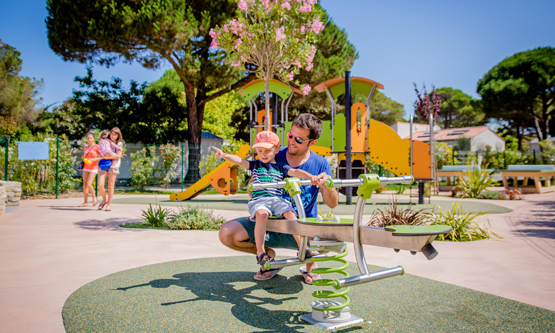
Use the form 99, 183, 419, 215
236, 217, 299, 250
248, 196, 294, 221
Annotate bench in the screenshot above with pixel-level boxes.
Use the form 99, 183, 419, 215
501, 165, 555, 194
436, 165, 485, 189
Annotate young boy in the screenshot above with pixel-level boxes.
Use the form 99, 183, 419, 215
212, 131, 317, 280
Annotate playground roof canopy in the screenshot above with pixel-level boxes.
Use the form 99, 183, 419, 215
237, 78, 302, 101
314, 77, 384, 99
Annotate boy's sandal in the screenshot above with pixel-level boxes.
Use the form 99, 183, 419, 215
299, 266, 321, 285
256, 252, 273, 266
297, 248, 318, 259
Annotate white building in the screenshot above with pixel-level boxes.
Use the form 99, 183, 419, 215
390, 122, 441, 139
408, 126, 505, 152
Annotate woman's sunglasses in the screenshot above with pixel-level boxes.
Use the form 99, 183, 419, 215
287, 131, 314, 144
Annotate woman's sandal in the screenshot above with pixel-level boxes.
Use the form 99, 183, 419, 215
98, 202, 106, 210
78, 203, 88, 207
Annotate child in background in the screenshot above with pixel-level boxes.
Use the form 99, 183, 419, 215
212, 131, 318, 280
98, 130, 123, 169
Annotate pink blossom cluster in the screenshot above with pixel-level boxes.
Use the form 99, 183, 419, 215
209, 28, 220, 49
275, 27, 286, 41
302, 84, 311, 95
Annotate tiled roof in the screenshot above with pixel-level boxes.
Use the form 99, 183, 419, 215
410, 126, 490, 142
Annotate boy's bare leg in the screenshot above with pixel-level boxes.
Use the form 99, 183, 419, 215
254, 210, 270, 257
282, 211, 320, 284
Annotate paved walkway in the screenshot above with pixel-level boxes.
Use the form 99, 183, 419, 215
0, 193, 554, 332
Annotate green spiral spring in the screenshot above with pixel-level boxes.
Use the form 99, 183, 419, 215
310, 249, 351, 311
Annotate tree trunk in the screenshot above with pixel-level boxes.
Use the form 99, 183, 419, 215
264, 76, 270, 131
184, 86, 202, 183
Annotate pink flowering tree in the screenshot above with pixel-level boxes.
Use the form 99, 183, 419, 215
413, 83, 442, 123
211, 0, 324, 130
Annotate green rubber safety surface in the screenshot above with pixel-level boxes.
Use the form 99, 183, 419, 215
385, 225, 453, 236
63, 256, 555, 333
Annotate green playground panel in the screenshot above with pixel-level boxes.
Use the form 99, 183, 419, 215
334, 113, 346, 152
240, 80, 294, 101
384, 225, 452, 236
298, 217, 354, 226
329, 80, 377, 99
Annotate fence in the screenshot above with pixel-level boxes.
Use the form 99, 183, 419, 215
0, 136, 224, 197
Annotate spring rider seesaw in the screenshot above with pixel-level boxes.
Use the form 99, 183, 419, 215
249, 174, 452, 330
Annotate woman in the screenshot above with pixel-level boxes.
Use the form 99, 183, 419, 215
97, 127, 124, 211
79, 131, 99, 207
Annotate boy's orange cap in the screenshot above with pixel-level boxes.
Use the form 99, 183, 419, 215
253, 131, 280, 149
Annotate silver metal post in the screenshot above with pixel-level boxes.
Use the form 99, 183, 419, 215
353, 196, 369, 275
333, 266, 404, 289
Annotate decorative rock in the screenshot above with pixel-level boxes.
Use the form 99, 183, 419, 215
0, 181, 22, 208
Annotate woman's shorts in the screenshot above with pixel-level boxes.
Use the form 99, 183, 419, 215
83, 168, 98, 174
99, 168, 119, 175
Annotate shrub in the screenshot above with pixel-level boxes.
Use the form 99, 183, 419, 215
156, 144, 180, 189
435, 142, 454, 169
428, 203, 501, 241
167, 206, 225, 230
140, 204, 172, 228
366, 196, 430, 227
477, 190, 506, 200
455, 168, 498, 198
539, 139, 555, 164
130, 146, 157, 190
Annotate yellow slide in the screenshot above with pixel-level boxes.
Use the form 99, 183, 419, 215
170, 144, 252, 201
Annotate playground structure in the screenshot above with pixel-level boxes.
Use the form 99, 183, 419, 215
249, 175, 451, 330
170, 76, 433, 201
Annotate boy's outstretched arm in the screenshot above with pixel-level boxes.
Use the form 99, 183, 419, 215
211, 146, 249, 169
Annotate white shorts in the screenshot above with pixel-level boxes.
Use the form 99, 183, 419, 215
248, 196, 295, 221
99, 168, 119, 175
83, 168, 98, 174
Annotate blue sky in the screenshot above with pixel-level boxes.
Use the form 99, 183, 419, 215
1, 0, 554, 117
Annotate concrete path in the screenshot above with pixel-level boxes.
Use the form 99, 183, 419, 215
0, 192, 554, 333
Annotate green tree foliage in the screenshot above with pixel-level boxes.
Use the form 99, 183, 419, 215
40, 100, 87, 141
46, 0, 255, 182
434, 87, 485, 129
367, 91, 404, 125
291, 13, 358, 118
0, 42, 43, 137
203, 91, 246, 139
477, 47, 555, 146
